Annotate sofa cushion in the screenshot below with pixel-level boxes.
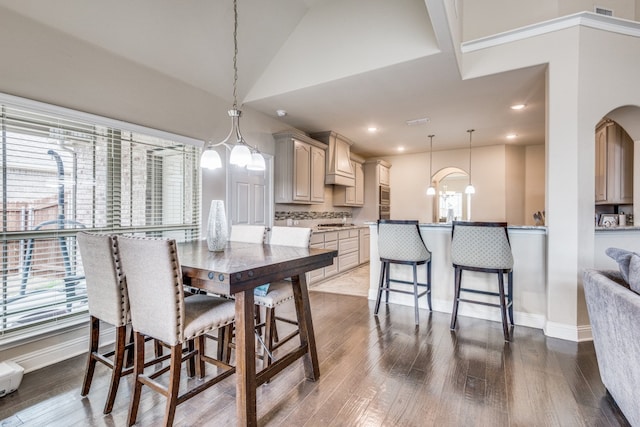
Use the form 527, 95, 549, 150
629, 253, 640, 294
605, 247, 636, 283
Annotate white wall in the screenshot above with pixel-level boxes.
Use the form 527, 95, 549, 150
525, 145, 547, 225
463, 0, 637, 41
383, 143, 542, 224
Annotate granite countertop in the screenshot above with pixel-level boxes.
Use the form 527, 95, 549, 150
312, 224, 368, 233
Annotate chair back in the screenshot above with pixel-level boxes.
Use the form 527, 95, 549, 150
77, 232, 128, 327
269, 226, 312, 248
451, 221, 513, 270
229, 224, 266, 244
118, 236, 185, 346
377, 220, 430, 262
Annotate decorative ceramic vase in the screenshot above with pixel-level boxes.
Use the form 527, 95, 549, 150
206, 200, 228, 252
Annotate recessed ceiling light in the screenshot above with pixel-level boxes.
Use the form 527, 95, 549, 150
398, 146, 405, 152
506, 133, 518, 139
276, 109, 287, 117
368, 127, 378, 132
405, 117, 429, 126
510, 104, 526, 110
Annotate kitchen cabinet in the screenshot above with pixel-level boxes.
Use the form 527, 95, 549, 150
595, 120, 633, 205
333, 155, 364, 207
379, 163, 390, 186
274, 131, 327, 204
338, 229, 360, 272
353, 159, 392, 223
308, 231, 339, 284
307, 227, 368, 285
359, 227, 370, 264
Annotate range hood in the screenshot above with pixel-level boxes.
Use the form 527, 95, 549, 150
310, 131, 355, 186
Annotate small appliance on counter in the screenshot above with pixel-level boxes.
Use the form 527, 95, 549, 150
0, 360, 24, 397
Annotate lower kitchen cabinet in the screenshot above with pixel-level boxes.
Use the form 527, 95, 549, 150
307, 227, 369, 285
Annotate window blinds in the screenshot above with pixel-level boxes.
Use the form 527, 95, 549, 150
0, 95, 202, 341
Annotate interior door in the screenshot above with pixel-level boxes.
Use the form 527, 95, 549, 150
229, 155, 272, 226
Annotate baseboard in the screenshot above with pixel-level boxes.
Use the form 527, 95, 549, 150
544, 321, 593, 342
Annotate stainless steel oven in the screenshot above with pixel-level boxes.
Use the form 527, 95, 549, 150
379, 204, 390, 220
379, 185, 390, 205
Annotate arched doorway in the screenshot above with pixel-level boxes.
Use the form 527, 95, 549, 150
430, 166, 471, 223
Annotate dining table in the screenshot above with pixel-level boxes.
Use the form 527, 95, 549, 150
177, 239, 337, 427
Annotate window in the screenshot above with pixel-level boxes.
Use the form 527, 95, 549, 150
0, 94, 202, 341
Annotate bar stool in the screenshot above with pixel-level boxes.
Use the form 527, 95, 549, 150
450, 221, 514, 341
254, 226, 312, 370
77, 232, 170, 414
118, 236, 236, 427
229, 224, 266, 244
375, 220, 432, 325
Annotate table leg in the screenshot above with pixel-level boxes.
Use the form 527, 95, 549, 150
235, 290, 257, 427
291, 273, 320, 380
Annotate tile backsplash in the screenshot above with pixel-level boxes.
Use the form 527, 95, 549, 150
275, 211, 351, 221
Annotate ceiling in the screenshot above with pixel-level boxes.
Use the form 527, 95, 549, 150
0, 0, 546, 157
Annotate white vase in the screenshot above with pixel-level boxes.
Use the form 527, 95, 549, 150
206, 200, 228, 252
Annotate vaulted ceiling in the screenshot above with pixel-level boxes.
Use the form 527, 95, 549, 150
0, 0, 546, 157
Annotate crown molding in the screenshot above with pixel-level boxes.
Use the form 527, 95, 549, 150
461, 11, 640, 53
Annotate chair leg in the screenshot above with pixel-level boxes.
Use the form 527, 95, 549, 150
497, 272, 510, 341
125, 324, 135, 368
127, 332, 145, 427
427, 260, 432, 311
374, 262, 386, 315
385, 263, 391, 304
450, 267, 462, 330
412, 263, 420, 325
222, 324, 233, 364
103, 324, 127, 414
263, 307, 275, 370
186, 339, 195, 378
163, 345, 182, 427
195, 335, 206, 379
81, 316, 100, 397
508, 271, 514, 326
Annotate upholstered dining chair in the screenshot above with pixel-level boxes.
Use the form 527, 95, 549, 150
118, 235, 236, 427
375, 220, 432, 325
450, 221, 514, 341
229, 224, 267, 244
78, 232, 169, 414
253, 226, 312, 370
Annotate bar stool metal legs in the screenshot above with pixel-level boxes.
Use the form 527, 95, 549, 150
375, 258, 432, 325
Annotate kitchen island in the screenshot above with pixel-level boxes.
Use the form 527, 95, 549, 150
368, 223, 548, 331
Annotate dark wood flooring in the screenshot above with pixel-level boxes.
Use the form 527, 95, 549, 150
0, 291, 630, 426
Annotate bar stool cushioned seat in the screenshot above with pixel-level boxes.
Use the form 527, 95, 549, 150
375, 220, 432, 325
450, 221, 514, 341
118, 235, 236, 427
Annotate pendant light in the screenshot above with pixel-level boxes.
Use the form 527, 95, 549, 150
200, 0, 265, 171
464, 129, 476, 194
426, 134, 436, 195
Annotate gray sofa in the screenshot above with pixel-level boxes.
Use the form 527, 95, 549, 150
583, 269, 640, 426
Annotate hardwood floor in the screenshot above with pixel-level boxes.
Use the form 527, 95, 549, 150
0, 291, 630, 426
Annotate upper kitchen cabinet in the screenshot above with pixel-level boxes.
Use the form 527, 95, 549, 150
595, 120, 633, 205
310, 131, 355, 186
333, 154, 364, 207
274, 131, 327, 204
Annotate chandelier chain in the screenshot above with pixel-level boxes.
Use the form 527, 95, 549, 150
467, 129, 474, 184
232, 0, 239, 109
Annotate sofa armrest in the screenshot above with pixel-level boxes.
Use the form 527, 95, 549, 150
583, 269, 640, 426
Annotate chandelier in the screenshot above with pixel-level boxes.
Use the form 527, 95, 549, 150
200, 0, 265, 171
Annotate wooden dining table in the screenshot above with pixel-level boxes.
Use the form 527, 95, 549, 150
177, 240, 337, 427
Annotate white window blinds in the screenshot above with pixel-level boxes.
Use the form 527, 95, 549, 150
0, 95, 202, 341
